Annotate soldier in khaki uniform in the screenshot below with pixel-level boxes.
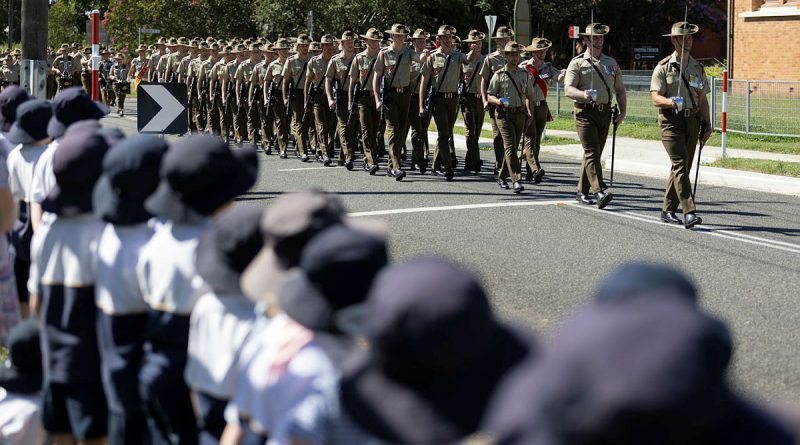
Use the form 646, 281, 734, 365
264, 39, 291, 157
487, 42, 536, 194
183, 42, 206, 133
198, 43, 221, 134
148, 38, 166, 83
236, 44, 261, 144
419, 25, 480, 181
305, 35, 337, 166
520, 37, 565, 184
565, 23, 627, 209
481, 26, 514, 175
282, 34, 313, 161
460, 30, 486, 174
326, 31, 359, 170
651, 22, 711, 229
349, 28, 383, 174
109, 53, 129, 116
250, 44, 272, 152
407, 29, 430, 172
210, 46, 233, 138
80, 47, 92, 92
372, 24, 429, 179
129, 45, 149, 92
52, 44, 77, 92
223, 45, 245, 141
0, 54, 19, 86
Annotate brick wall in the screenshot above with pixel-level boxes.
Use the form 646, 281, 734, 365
733, 0, 800, 80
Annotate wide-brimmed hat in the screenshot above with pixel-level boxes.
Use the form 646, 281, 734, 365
279, 224, 388, 333
47, 87, 109, 139
594, 262, 698, 306
340, 257, 535, 444
272, 38, 291, 50
411, 28, 429, 39
8, 99, 51, 145
0, 85, 31, 132
491, 26, 514, 39
93, 134, 168, 226
501, 41, 524, 54
177, 37, 190, 45
136, 44, 147, 52
248, 43, 260, 52
436, 25, 457, 36
319, 34, 336, 45
340, 31, 357, 41
663, 21, 700, 37
157, 37, 168, 45
463, 30, 486, 43
145, 135, 257, 223
0, 320, 42, 395
360, 28, 383, 41
59, 43, 69, 51
579, 22, 610, 36
309, 42, 321, 51
385, 24, 410, 35
42, 131, 110, 216
524, 37, 552, 52
296, 33, 312, 45
196, 205, 264, 295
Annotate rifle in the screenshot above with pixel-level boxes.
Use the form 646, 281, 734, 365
265, 80, 275, 118
200, 78, 209, 102
379, 75, 386, 124
609, 104, 620, 187
332, 78, 339, 104
237, 80, 247, 109
302, 83, 316, 123
211, 79, 219, 104
250, 83, 262, 109
457, 79, 467, 107
693, 120, 708, 200
285, 79, 294, 118
421, 81, 435, 116
188, 75, 197, 102
224, 80, 234, 141
347, 83, 362, 126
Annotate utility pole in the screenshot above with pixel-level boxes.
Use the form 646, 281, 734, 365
7, 0, 12, 50
21, 0, 49, 98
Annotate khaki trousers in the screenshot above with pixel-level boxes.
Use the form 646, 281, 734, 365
496, 109, 525, 182
462, 94, 484, 170
384, 90, 411, 170
659, 112, 700, 214
431, 95, 458, 171
522, 102, 549, 172
574, 105, 612, 194
334, 97, 358, 163
357, 94, 379, 167
312, 92, 336, 159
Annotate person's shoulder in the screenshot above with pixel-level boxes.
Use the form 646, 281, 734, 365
657, 55, 672, 66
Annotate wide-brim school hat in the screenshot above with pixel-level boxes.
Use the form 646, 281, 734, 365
196, 205, 264, 295
0, 320, 42, 395
593, 261, 698, 306
0, 85, 31, 132
145, 135, 257, 224
579, 22, 610, 36
8, 98, 51, 145
463, 30, 486, 43
93, 134, 168, 225
339, 257, 535, 444
47, 87, 109, 139
524, 37, 552, 52
360, 28, 383, 41
663, 21, 700, 37
42, 131, 110, 216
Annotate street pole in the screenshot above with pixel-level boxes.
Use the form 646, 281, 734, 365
7, 0, 13, 50
91, 9, 100, 101
21, 0, 48, 98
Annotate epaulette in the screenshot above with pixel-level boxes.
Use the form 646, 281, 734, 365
657, 55, 671, 66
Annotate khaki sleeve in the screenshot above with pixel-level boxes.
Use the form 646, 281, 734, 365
564, 58, 581, 89
374, 51, 385, 77
349, 56, 359, 84
612, 63, 624, 90
525, 73, 536, 100
650, 65, 666, 95
325, 59, 337, 81
487, 72, 500, 97
421, 57, 432, 78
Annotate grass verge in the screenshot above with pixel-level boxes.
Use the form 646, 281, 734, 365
707, 158, 800, 177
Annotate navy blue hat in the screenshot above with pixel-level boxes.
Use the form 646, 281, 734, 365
47, 87, 109, 139
0, 85, 31, 132
485, 299, 740, 445
8, 99, 53, 144
93, 134, 168, 225
196, 205, 264, 295
340, 257, 535, 444
64, 119, 102, 137
0, 319, 42, 394
594, 262, 697, 305
42, 132, 110, 216
279, 224, 388, 332
145, 135, 257, 223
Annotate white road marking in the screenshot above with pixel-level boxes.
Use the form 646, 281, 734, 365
278, 166, 339, 172
348, 200, 571, 217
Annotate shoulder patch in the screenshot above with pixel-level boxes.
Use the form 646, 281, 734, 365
658, 55, 672, 65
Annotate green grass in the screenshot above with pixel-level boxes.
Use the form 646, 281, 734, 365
707, 158, 800, 177
0, 346, 6, 363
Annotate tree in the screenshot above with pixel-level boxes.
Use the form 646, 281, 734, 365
48, 0, 84, 48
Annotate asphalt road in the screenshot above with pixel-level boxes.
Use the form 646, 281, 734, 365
109, 99, 800, 404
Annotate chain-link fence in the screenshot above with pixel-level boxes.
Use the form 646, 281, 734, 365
551, 75, 800, 138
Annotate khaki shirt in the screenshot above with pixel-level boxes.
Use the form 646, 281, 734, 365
156, 53, 171, 78
209, 59, 230, 87
235, 59, 256, 83
564, 51, 623, 105
325, 53, 354, 91
197, 58, 215, 90
53, 55, 77, 75
650, 53, 709, 110
109, 62, 127, 81
147, 51, 160, 73
410, 49, 425, 92
129, 57, 147, 82
281, 54, 310, 88
421, 48, 468, 93
373, 45, 418, 88
307, 55, 330, 88
349, 51, 378, 92
250, 60, 267, 85
462, 56, 484, 94
487, 66, 535, 108
177, 55, 193, 80
480, 51, 506, 91
1, 65, 18, 83
266, 59, 284, 86
521, 61, 561, 102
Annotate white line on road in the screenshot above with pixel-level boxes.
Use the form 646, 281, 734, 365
348, 200, 571, 217
278, 166, 339, 172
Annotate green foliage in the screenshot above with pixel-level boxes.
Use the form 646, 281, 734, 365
708, 158, 800, 177
48, 1, 84, 49
705, 59, 726, 78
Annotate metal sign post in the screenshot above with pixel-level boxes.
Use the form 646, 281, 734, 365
90, 9, 100, 101
485, 15, 497, 54
307, 11, 314, 40
138, 27, 161, 47
568, 25, 580, 59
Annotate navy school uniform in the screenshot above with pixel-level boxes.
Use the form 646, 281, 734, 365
28, 213, 108, 440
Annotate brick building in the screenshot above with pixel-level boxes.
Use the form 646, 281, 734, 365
732, 0, 800, 80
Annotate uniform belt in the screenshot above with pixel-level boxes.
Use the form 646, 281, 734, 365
660, 108, 700, 117
505, 106, 525, 113
436, 92, 456, 98
575, 102, 610, 111
461, 92, 477, 98
388, 86, 410, 93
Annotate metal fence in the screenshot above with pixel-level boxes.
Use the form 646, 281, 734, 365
552, 75, 800, 138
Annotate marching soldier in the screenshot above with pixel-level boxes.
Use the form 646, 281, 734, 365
235, 43, 260, 144
418, 25, 481, 181
251, 44, 277, 153
282, 34, 313, 161
325, 31, 358, 170
265, 38, 291, 157
199, 43, 221, 134
307, 41, 323, 160
349, 28, 383, 174
109, 52, 129, 116
306, 35, 337, 166
481, 26, 514, 175
487, 41, 536, 194
129, 45, 149, 94
210, 46, 233, 138
147, 39, 165, 83
565, 23, 627, 209
228, 44, 248, 143
372, 24, 430, 180
520, 37, 565, 184
100, 48, 115, 107
407, 29, 430, 172
651, 21, 711, 228
80, 47, 92, 92
182, 41, 205, 133
460, 30, 486, 173
52, 44, 76, 93
0, 54, 19, 86
156, 38, 175, 82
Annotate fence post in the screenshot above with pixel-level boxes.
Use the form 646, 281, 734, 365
710, 76, 716, 130
556, 82, 561, 116
722, 69, 728, 159
745, 79, 751, 134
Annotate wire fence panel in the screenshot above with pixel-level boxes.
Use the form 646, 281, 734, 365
553, 75, 800, 138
